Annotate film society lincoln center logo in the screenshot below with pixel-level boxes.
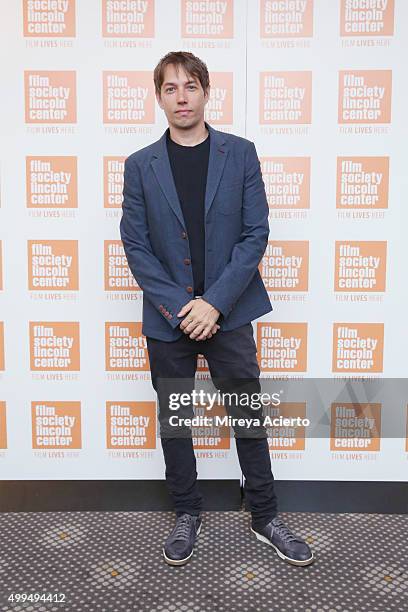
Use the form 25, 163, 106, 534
264, 402, 307, 451
205, 72, 233, 125
23, 0, 76, 37
181, 0, 233, 38
104, 156, 125, 208
105, 322, 149, 371
31, 401, 81, 450
338, 70, 392, 124
261, 157, 311, 209
257, 322, 308, 372
106, 401, 156, 449
340, 0, 394, 37
334, 241, 387, 292
25, 71, 77, 123
260, 0, 313, 38
332, 323, 384, 373
336, 157, 389, 209
260, 240, 309, 291
30, 322, 80, 371
330, 402, 381, 452
104, 240, 140, 291
103, 71, 154, 124
260, 71, 312, 124
26, 157, 77, 208
102, 0, 154, 37
28, 240, 78, 290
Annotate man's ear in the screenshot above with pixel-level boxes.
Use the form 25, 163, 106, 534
204, 86, 210, 104
156, 92, 163, 109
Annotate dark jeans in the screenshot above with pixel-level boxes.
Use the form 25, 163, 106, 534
146, 323, 278, 530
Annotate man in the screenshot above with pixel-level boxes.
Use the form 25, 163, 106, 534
120, 51, 313, 568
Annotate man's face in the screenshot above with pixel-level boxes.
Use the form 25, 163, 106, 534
156, 63, 210, 130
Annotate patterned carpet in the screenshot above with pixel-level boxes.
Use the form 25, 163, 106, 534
0, 511, 407, 611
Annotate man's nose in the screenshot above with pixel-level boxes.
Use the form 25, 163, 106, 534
176, 89, 187, 103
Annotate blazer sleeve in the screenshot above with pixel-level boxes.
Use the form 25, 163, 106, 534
120, 155, 191, 329
201, 141, 270, 318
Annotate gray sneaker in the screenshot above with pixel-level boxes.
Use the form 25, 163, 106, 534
163, 513, 202, 566
251, 516, 314, 566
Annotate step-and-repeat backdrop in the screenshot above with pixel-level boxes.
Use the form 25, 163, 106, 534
1, 0, 407, 482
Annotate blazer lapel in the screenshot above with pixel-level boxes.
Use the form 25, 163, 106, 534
150, 121, 229, 230
204, 122, 228, 217
150, 131, 186, 230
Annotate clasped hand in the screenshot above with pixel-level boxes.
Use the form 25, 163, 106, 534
177, 298, 220, 341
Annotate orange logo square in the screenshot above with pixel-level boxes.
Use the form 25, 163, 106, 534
31, 401, 82, 449
192, 404, 230, 450
260, 241, 309, 291
25, 71, 77, 123
30, 322, 80, 371
338, 70, 392, 124
181, 0, 233, 38
28, 240, 79, 291
104, 157, 125, 208
257, 322, 308, 372
336, 157, 389, 209
103, 71, 154, 124
260, 71, 312, 124
104, 240, 140, 291
105, 322, 149, 371
260, 157, 310, 209
334, 241, 387, 292
264, 402, 306, 451
205, 72, 233, 125
330, 402, 381, 451
332, 323, 384, 373
260, 0, 313, 38
261, 157, 310, 209
340, 0, 394, 37
26, 157, 78, 208
106, 401, 156, 449
102, 0, 155, 37
23, 0, 76, 37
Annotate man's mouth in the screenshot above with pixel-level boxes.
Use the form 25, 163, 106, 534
176, 110, 191, 114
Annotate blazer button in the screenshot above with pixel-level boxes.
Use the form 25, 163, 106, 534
181, 231, 187, 239
186, 286, 193, 293
184, 258, 191, 265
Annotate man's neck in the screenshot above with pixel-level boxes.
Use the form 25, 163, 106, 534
168, 121, 209, 147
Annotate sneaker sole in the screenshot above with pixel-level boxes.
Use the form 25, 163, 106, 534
250, 527, 314, 567
163, 522, 202, 566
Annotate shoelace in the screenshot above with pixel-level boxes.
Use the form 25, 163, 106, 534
172, 515, 196, 541
271, 518, 303, 544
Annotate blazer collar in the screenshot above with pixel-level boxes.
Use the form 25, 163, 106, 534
150, 121, 229, 229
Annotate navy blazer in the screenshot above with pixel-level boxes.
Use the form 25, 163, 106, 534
120, 121, 273, 341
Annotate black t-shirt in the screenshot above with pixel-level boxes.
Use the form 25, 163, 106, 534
166, 128, 210, 297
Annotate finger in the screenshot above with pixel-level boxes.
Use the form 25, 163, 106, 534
194, 324, 213, 341
196, 323, 218, 341
182, 321, 198, 335
189, 323, 206, 340
177, 301, 194, 317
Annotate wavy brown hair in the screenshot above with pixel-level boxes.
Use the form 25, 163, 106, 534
153, 51, 210, 97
